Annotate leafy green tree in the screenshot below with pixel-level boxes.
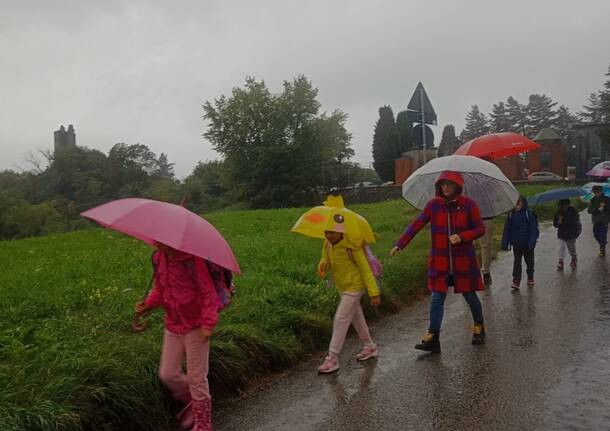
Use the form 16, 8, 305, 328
396, 110, 414, 153
42, 146, 107, 204
525, 94, 558, 137
203, 76, 353, 207
438, 125, 460, 156
155, 153, 175, 179
490, 101, 513, 132
182, 161, 231, 213
459, 105, 490, 142
372, 106, 399, 182
1, 201, 64, 238
105, 143, 159, 198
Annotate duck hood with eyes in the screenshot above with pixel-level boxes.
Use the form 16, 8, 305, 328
291, 195, 376, 246
435, 171, 464, 197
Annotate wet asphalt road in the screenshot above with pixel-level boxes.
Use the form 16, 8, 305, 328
214, 214, 610, 431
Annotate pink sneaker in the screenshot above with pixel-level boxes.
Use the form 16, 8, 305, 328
355, 345, 378, 361
317, 355, 339, 373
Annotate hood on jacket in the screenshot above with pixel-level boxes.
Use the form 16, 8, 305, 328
516, 194, 528, 211
435, 171, 464, 197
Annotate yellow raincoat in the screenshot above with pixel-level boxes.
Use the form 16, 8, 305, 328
318, 239, 380, 298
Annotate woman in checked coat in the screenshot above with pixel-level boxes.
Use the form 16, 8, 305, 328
390, 171, 486, 353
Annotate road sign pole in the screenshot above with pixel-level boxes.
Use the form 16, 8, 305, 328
420, 86, 426, 164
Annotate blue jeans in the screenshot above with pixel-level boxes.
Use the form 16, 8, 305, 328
429, 291, 484, 333
593, 223, 608, 248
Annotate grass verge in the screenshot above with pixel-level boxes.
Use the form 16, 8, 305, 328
0, 184, 583, 430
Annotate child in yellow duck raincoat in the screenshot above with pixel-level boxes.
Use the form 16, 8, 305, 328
317, 225, 381, 373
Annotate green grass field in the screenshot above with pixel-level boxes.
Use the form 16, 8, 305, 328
0, 184, 584, 430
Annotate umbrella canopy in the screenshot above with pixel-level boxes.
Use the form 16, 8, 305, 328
81, 198, 241, 274
528, 188, 587, 206
585, 161, 610, 178
291, 195, 376, 245
401, 155, 519, 218
454, 132, 540, 160
580, 182, 610, 202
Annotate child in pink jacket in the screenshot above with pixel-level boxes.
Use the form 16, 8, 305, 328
135, 243, 219, 431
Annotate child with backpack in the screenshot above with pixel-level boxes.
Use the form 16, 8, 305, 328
553, 198, 581, 270
316, 229, 381, 373
135, 242, 229, 431
501, 196, 540, 289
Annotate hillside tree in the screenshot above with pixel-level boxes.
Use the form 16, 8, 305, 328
437, 125, 460, 156
396, 110, 414, 153
525, 94, 558, 137
459, 105, 490, 142
506, 96, 527, 135
372, 105, 399, 182
490, 101, 513, 133
203, 76, 353, 208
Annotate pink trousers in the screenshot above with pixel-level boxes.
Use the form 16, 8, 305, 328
159, 328, 211, 403
328, 291, 374, 357
159, 329, 213, 430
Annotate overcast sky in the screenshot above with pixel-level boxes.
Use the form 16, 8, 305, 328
1, 0, 609, 177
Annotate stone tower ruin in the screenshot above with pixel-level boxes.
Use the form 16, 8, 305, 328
54, 124, 76, 152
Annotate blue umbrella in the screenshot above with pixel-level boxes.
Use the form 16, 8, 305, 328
580, 182, 610, 202
528, 188, 587, 206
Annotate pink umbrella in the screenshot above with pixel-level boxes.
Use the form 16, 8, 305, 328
585, 161, 610, 178
81, 198, 241, 274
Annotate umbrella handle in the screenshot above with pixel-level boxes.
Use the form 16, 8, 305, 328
132, 312, 150, 333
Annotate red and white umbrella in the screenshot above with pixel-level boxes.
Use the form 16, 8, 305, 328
455, 133, 540, 160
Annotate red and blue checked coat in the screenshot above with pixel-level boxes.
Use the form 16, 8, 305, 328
396, 175, 485, 294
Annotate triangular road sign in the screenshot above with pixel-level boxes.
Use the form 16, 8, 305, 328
407, 82, 436, 122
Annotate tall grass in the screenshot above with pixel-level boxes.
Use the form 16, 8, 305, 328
0, 184, 577, 430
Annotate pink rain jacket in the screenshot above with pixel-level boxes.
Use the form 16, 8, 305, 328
144, 250, 219, 335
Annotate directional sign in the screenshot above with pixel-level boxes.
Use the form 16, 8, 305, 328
405, 110, 437, 125
407, 82, 437, 125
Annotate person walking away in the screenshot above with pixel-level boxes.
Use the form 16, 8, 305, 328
479, 216, 495, 285
135, 243, 220, 431
501, 196, 540, 289
553, 198, 581, 270
317, 229, 381, 373
588, 185, 610, 257
389, 171, 486, 353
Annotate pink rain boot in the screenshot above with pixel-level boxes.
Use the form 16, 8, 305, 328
191, 398, 213, 431
177, 401, 194, 429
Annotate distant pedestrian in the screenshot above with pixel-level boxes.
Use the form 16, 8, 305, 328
501, 196, 540, 289
316, 229, 381, 373
390, 171, 486, 353
135, 243, 221, 431
553, 198, 581, 270
587, 185, 610, 257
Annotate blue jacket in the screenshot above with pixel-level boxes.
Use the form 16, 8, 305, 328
501, 197, 540, 250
